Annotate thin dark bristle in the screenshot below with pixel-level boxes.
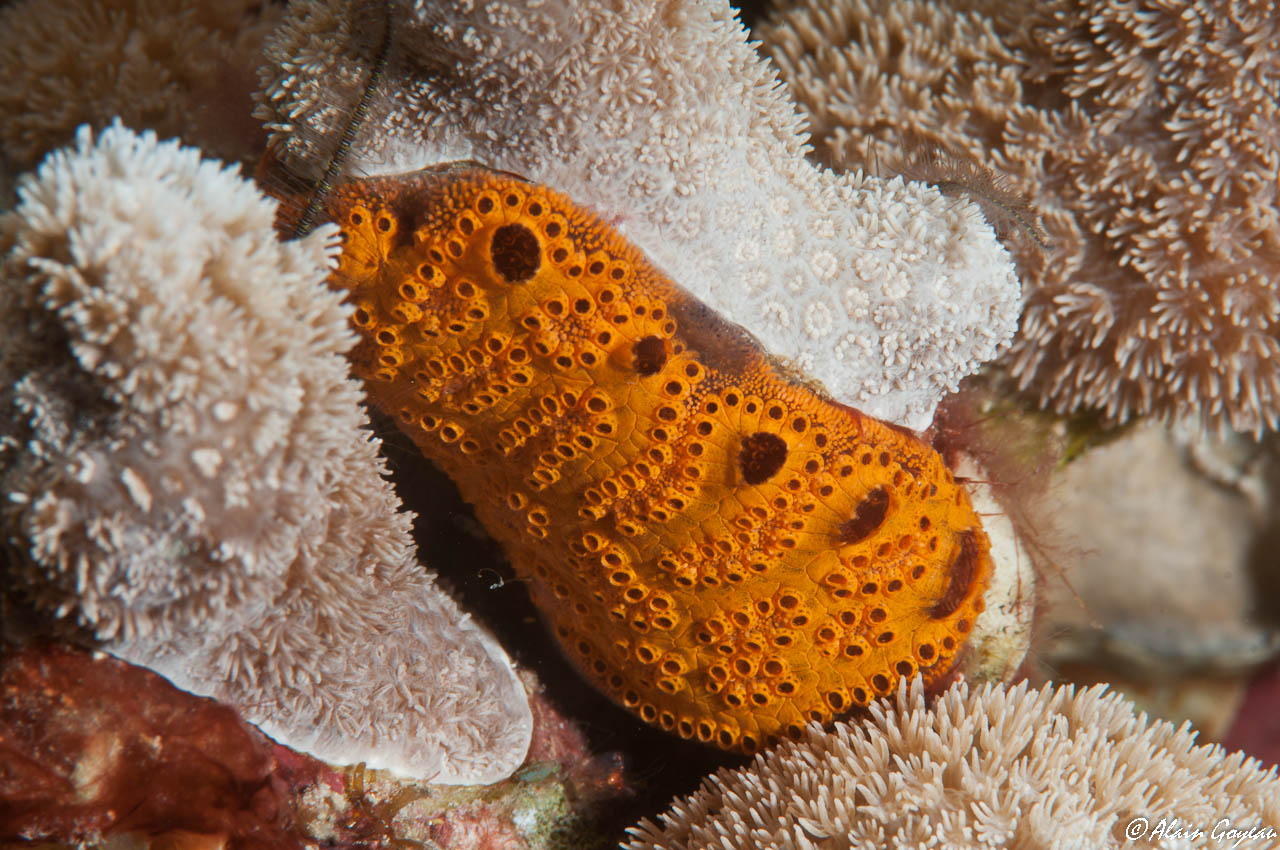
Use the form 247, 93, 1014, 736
894, 144, 1050, 251
291, 0, 396, 238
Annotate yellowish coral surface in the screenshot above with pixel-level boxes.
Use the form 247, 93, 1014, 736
303, 166, 993, 753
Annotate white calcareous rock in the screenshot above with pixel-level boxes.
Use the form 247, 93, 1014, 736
1039, 421, 1280, 674
954, 453, 1036, 684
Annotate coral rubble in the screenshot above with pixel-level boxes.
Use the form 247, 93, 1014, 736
1, 643, 301, 849
1, 645, 625, 850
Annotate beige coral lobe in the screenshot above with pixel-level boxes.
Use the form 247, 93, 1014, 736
758, 0, 1280, 434
0, 123, 532, 784
625, 677, 1280, 850
0, 0, 277, 174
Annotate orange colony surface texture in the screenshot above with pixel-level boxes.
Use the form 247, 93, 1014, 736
304, 165, 993, 754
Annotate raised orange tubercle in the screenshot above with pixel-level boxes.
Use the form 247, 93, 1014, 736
296, 164, 994, 754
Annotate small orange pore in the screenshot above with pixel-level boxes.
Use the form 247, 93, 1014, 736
291, 163, 996, 754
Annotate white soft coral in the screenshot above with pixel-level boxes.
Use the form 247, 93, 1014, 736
0, 123, 532, 784
257, 0, 1021, 429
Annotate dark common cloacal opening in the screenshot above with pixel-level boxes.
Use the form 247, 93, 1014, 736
836, 486, 890, 544
928, 529, 981, 619
490, 223, 541, 282
739, 432, 788, 485
633, 335, 668, 376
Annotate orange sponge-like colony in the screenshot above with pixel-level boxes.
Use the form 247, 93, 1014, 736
313, 166, 993, 754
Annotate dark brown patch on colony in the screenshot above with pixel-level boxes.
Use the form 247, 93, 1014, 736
929, 529, 980, 619
837, 487, 890, 544
633, 335, 668, 376
739, 432, 788, 485
490, 223, 541, 282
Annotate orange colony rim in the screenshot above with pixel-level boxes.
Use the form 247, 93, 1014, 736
280, 163, 994, 754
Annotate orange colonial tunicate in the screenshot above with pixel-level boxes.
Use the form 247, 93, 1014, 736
311, 165, 993, 754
